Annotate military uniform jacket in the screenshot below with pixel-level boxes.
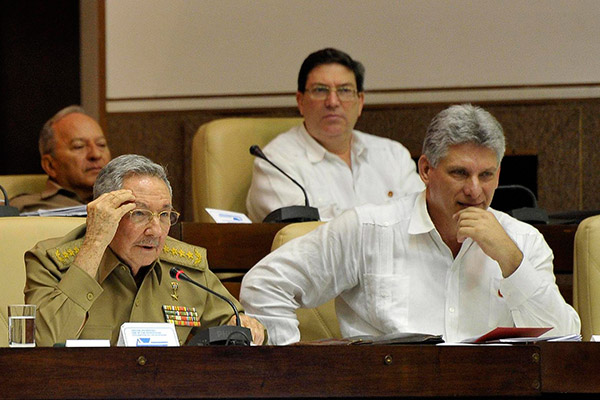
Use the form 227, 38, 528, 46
25, 224, 243, 346
10, 179, 85, 213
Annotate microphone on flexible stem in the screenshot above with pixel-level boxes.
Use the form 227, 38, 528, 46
249, 144, 320, 223
169, 267, 251, 346
0, 185, 19, 217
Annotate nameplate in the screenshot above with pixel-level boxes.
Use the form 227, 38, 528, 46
205, 208, 251, 223
117, 323, 179, 347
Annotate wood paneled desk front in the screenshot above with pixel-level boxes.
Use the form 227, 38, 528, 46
1, 343, 599, 399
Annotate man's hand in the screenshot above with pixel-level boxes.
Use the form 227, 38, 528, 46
74, 190, 137, 278
84, 190, 137, 248
454, 207, 523, 277
227, 314, 265, 345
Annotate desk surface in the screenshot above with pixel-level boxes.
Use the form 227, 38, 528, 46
1, 343, 598, 399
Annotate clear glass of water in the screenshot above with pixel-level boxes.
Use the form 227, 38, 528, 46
8, 304, 36, 348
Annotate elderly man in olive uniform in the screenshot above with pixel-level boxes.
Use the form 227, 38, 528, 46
11, 105, 111, 213
25, 154, 264, 346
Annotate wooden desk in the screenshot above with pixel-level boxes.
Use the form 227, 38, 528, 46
171, 222, 578, 304
169, 222, 287, 298
4, 343, 600, 399
0, 345, 541, 399
539, 342, 600, 393
170, 222, 287, 272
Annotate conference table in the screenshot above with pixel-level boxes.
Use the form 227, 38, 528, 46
1, 222, 585, 399
1, 342, 599, 398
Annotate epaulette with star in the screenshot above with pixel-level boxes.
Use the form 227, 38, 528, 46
160, 237, 207, 270
48, 238, 84, 270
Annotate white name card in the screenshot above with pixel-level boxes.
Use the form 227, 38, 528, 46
117, 323, 180, 347
205, 208, 252, 223
65, 339, 110, 347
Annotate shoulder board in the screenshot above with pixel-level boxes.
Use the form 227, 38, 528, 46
161, 237, 207, 270
48, 238, 84, 270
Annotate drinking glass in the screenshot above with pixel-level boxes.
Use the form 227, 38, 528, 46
8, 304, 36, 348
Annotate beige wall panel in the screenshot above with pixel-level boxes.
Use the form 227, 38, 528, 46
104, 0, 600, 111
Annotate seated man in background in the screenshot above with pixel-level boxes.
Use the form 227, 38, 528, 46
11, 105, 111, 213
25, 154, 264, 346
246, 48, 423, 222
240, 104, 580, 345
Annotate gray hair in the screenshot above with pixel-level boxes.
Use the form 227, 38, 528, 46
422, 104, 505, 167
39, 105, 87, 157
93, 154, 172, 199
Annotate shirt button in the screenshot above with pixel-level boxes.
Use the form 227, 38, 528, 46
387, 191, 394, 198
449, 307, 455, 313
87, 292, 94, 301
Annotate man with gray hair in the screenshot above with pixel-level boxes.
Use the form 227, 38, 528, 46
240, 104, 580, 345
11, 105, 111, 213
25, 154, 265, 346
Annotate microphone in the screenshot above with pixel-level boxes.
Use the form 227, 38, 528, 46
249, 144, 320, 223
0, 185, 19, 217
169, 267, 251, 346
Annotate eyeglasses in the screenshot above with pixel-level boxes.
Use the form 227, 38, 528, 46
128, 209, 180, 226
305, 85, 358, 102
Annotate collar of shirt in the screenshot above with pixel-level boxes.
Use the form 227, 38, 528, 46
41, 179, 80, 201
97, 245, 163, 284
298, 124, 366, 163
407, 191, 436, 235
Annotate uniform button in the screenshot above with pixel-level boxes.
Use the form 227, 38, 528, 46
387, 191, 394, 198
135, 299, 140, 307
121, 266, 127, 271
449, 307, 455, 313
87, 292, 94, 301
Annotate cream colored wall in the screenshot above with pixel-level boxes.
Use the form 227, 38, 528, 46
97, 0, 600, 112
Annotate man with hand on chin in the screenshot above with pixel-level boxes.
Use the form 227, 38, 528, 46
240, 104, 580, 345
25, 154, 264, 346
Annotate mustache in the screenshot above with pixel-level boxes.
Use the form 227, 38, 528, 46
134, 239, 160, 247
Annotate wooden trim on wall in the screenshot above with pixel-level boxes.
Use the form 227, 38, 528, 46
98, 0, 107, 133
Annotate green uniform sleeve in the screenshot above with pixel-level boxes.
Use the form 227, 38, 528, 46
24, 232, 103, 347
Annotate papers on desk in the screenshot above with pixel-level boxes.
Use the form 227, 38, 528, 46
20, 204, 87, 217
65, 339, 110, 347
461, 327, 553, 344
294, 331, 444, 345
498, 333, 581, 343
205, 208, 251, 223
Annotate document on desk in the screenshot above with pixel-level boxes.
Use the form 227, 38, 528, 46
461, 326, 553, 344
294, 331, 444, 345
498, 333, 581, 343
65, 339, 110, 347
20, 204, 87, 216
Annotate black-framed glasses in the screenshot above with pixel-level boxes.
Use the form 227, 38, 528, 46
128, 209, 180, 226
305, 85, 358, 101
